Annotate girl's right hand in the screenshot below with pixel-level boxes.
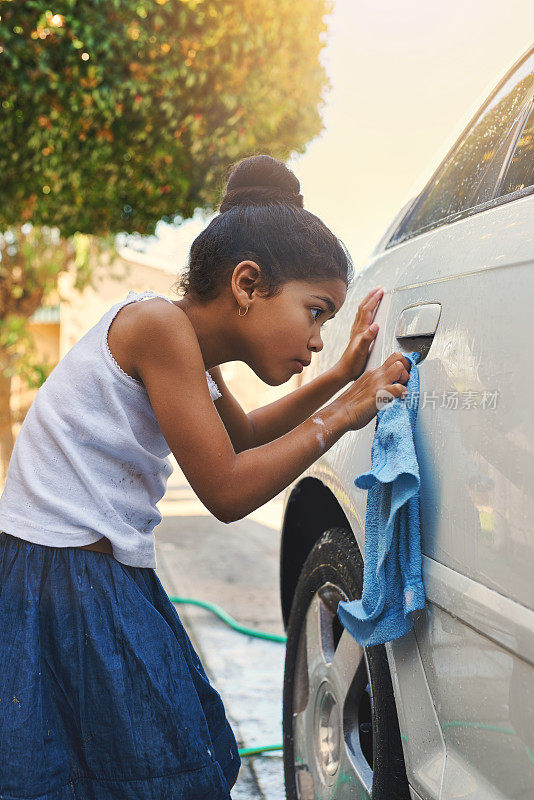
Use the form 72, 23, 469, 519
334, 352, 411, 432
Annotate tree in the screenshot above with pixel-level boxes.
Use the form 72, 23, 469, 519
0, 0, 332, 479
1, 0, 332, 235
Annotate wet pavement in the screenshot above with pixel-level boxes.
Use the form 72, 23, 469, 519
154, 455, 287, 799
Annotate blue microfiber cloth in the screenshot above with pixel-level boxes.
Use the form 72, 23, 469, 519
337, 351, 425, 646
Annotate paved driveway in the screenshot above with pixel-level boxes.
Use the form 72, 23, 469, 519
154, 455, 286, 799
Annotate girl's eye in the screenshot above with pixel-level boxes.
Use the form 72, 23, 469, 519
310, 308, 330, 326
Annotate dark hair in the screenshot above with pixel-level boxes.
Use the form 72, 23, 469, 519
173, 154, 354, 301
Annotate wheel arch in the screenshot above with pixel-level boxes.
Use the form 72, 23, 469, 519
280, 476, 351, 628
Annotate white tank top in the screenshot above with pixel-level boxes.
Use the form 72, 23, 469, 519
0, 289, 221, 568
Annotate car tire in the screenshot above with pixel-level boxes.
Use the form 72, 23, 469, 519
282, 526, 411, 800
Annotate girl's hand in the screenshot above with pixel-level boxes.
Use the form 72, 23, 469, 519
335, 351, 411, 432
337, 286, 384, 382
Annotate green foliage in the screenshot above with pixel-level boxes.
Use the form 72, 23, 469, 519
0, 316, 54, 389
0, 224, 114, 390
1, 0, 332, 237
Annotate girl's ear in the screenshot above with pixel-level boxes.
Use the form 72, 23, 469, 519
231, 261, 262, 306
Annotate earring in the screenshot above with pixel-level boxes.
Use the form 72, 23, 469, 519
238, 305, 249, 317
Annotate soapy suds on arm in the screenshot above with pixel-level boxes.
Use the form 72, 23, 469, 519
311, 416, 327, 454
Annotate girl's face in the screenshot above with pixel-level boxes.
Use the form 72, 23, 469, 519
242, 277, 347, 385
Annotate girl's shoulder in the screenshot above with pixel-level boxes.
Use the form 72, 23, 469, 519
108, 297, 193, 384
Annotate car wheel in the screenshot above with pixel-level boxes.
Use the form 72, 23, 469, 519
282, 526, 410, 800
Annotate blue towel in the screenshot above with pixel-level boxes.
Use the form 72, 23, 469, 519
337, 351, 425, 646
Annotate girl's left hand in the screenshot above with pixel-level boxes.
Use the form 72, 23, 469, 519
337, 286, 384, 382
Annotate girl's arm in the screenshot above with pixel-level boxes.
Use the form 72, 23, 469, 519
208, 363, 349, 449
133, 302, 408, 524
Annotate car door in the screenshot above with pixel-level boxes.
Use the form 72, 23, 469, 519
375, 49, 534, 800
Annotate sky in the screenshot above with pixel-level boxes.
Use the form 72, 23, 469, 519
120, 0, 534, 275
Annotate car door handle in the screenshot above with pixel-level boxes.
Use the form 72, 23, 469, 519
395, 303, 441, 339
394, 303, 441, 363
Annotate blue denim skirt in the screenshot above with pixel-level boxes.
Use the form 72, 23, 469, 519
0, 531, 240, 799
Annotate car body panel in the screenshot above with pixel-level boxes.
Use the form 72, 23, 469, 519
281, 192, 534, 798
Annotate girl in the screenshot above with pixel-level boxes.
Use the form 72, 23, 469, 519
0, 154, 410, 799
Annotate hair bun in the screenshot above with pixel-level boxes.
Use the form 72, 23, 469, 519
219, 154, 304, 213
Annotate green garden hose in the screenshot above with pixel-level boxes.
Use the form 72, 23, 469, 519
169, 595, 285, 758
238, 744, 283, 757
168, 596, 287, 643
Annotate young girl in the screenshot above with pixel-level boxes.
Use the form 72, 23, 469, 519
0, 154, 410, 799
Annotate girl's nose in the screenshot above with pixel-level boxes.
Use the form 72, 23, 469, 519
309, 332, 324, 353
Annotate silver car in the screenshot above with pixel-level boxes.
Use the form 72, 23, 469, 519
280, 45, 534, 800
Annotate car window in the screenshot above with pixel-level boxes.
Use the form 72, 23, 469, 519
497, 101, 534, 196
466, 98, 533, 207
390, 49, 534, 246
